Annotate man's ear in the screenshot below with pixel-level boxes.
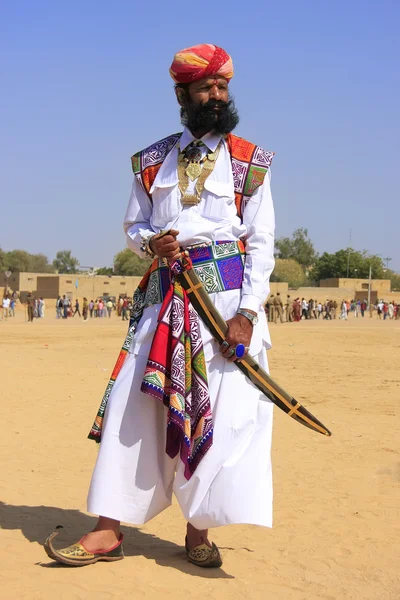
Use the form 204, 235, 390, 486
175, 85, 186, 107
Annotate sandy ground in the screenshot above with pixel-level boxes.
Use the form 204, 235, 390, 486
1, 307, 399, 600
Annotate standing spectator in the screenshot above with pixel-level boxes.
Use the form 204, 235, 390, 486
2, 295, 10, 320
360, 300, 367, 317
377, 300, 383, 320
332, 300, 337, 319
38, 297, 45, 318
73, 299, 81, 317
121, 297, 129, 321
62, 295, 70, 319
273, 293, 284, 323
293, 298, 301, 322
340, 300, 348, 320
89, 300, 94, 318
82, 298, 88, 321
301, 298, 308, 320
33, 297, 39, 318
26, 293, 34, 322
98, 299, 104, 318
268, 295, 275, 323
317, 302, 323, 319
369, 302, 374, 318
285, 295, 292, 322
118, 297, 123, 317
94, 299, 98, 317
388, 302, 394, 319
383, 302, 389, 320
106, 299, 113, 318
9, 296, 15, 317
56, 296, 63, 319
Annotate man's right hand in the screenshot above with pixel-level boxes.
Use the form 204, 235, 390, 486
149, 229, 181, 260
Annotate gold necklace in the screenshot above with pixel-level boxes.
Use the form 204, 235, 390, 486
178, 140, 221, 206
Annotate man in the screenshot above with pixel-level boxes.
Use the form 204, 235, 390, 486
62, 295, 69, 319
268, 294, 275, 323
273, 292, 284, 323
285, 294, 292, 322
2, 295, 10, 320
73, 298, 81, 317
45, 44, 275, 568
26, 293, 34, 322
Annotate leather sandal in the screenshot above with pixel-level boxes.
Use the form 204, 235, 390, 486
44, 531, 124, 566
185, 536, 223, 568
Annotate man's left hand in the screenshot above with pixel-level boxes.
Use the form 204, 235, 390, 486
220, 313, 254, 362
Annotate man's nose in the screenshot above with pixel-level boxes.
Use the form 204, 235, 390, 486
209, 84, 221, 100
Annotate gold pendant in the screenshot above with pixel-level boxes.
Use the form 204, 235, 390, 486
186, 162, 202, 181
207, 152, 216, 161
181, 193, 200, 206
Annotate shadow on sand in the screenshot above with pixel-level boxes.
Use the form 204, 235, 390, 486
0, 501, 233, 578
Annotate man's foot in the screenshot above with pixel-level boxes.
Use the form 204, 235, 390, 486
185, 523, 222, 568
44, 530, 124, 567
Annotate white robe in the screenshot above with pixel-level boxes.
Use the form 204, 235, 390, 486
87, 128, 276, 529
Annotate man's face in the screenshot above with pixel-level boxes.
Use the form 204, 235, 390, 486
177, 76, 239, 135
187, 77, 229, 107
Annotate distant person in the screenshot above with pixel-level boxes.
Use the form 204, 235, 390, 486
26, 293, 34, 322
118, 297, 123, 317
38, 297, 45, 318
121, 297, 129, 321
2, 295, 10, 320
301, 298, 308, 320
360, 301, 367, 317
82, 298, 88, 321
9, 297, 15, 317
73, 299, 81, 317
56, 296, 63, 319
388, 302, 394, 320
94, 300, 99, 317
339, 300, 347, 320
106, 299, 113, 318
377, 301, 383, 320
285, 295, 292, 322
33, 297, 39, 318
268, 294, 275, 323
98, 299, 104, 318
89, 300, 94, 318
273, 293, 284, 323
62, 295, 70, 319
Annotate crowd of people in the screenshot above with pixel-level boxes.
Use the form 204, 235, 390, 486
265, 293, 400, 323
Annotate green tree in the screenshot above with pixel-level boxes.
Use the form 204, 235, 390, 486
385, 270, 400, 291
310, 249, 385, 282
270, 258, 306, 288
53, 250, 80, 274
4, 249, 32, 272
113, 248, 152, 276
275, 228, 317, 269
0, 247, 6, 272
29, 253, 55, 273
95, 266, 114, 276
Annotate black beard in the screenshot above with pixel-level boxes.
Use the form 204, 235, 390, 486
180, 97, 239, 135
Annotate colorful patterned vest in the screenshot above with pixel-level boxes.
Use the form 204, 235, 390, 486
131, 133, 274, 221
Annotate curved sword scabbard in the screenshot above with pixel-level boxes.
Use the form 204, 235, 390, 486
177, 262, 331, 437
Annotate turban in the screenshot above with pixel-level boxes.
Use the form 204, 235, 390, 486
170, 44, 234, 84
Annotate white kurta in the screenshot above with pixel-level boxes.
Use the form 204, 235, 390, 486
87, 128, 276, 529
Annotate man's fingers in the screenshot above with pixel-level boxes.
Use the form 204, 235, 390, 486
168, 229, 180, 238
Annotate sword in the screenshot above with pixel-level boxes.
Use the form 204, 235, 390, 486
172, 250, 331, 437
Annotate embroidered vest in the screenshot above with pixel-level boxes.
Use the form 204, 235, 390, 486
131, 133, 274, 221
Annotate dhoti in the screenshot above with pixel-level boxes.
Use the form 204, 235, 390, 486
87, 291, 273, 530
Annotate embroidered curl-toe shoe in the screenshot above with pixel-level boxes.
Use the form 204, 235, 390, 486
185, 536, 223, 568
44, 531, 124, 566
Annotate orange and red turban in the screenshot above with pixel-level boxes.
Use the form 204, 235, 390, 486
170, 44, 234, 85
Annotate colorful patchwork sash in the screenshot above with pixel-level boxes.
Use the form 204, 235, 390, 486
131, 133, 275, 221
88, 240, 245, 478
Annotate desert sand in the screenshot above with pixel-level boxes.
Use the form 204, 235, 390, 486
1, 308, 399, 600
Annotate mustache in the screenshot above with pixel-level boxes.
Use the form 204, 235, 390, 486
180, 96, 239, 135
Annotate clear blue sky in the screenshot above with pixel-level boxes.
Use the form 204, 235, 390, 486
1, 1, 399, 271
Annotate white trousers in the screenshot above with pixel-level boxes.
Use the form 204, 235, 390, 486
87, 338, 273, 530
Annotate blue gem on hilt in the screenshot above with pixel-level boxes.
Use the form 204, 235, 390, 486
235, 344, 246, 359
